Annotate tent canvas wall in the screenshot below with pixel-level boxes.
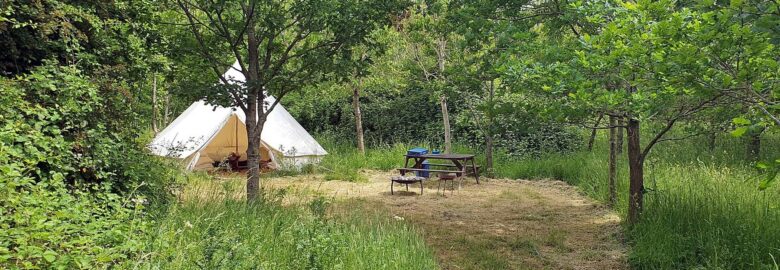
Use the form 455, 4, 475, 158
148, 64, 327, 170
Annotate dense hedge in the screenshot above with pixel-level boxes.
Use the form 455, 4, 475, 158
0, 64, 177, 269
286, 83, 582, 156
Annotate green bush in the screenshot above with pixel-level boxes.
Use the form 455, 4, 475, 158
0, 64, 176, 269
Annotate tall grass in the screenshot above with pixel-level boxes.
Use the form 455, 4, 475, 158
129, 175, 437, 269
631, 164, 780, 269
316, 135, 426, 182
496, 132, 780, 269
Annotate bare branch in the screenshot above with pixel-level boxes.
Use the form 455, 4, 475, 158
758, 105, 780, 126
641, 118, 677, 162
176, 0, 246, 110
176, 0, 229, 85
261, 16, 303, 76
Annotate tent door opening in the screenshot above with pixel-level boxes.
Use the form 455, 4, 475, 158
193, 114, 275, 171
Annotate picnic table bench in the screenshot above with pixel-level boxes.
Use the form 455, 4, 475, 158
401, 153, 480, 184
397, 168, 461, 174
390, 153, 480, 195
427, 163, 481, 176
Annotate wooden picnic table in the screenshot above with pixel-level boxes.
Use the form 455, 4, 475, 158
399, 153, 480, 184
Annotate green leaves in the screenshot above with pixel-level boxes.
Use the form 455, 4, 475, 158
730, 117, 753, 137
1, 63, 177, 269
42, 250, 57, 263
756, 159, 780, 191
730, 126, 749, 137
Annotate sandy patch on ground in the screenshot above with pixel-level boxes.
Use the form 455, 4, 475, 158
256, 170, 628, 270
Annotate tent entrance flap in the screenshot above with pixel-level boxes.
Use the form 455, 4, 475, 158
193, 114, 275, 169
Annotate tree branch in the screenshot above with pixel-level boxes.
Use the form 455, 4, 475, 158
641, 118, 676, 162
177, 0, 245, 110
177, 0, 230, 85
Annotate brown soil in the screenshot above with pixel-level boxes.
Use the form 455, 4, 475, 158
205, 171, 628, 269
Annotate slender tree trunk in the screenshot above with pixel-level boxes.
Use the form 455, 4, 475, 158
708, 131, 717, 151
151, 73, 159, 133
352, 81, 365, 155
588, 114, 604, 151
245, 18, 263, 202
435, 37, 447, 76
441, 95, 452, 154
746, 128, 764, 161
608, 116, 618, 208
484, 80, 495, 177
164, 94, 171, 125
626, 118, 644, 225
485, 134, 494, 177
435, 37, 452, 154
616, 117, 624, 154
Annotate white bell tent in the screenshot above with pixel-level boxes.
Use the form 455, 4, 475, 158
148, 63, 327, 170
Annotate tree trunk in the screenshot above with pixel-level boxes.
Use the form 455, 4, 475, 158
608, 116, 618, 208
746, 128, 763, 161
616, 116, 624, 154
485, 133, 494, 178
484, 80, 495, 177
352, 82, 365, 155
151, 73, 159, 133
587, 114, 604, 151
246, 118, 263, 202
626, 118, 644, 225
435, 37, 447, 77
440, 95, 452, 154
435, 37, 451, 154
708, 131, 717, 151
164, 93, 171, 125
245, 18, 263, 202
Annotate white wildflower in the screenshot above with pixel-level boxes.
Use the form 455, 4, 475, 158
131, 197, 147, 205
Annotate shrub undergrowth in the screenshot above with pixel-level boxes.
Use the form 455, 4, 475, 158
1, 64, 179, 268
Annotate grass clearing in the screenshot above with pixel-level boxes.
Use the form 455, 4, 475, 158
314, 131, 780, 269
456, 235, 512, 269
544, 230, 572, 253
129, 174, 437, 269
263, 171, 627, 269
132, 131, 780, 269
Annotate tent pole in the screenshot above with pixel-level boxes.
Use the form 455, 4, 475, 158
235, 116, 238, 154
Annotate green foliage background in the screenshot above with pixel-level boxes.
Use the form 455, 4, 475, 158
0, 0, 778, 269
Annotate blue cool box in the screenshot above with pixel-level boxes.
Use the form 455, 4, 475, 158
407, 147, 428, 156
407, 148, 429, 177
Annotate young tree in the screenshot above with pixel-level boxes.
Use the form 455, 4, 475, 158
572, 0, 776, 224
400, 1, 456, 153
174, 0, 406, 200
342, 39, 388, 155
352, 77, 366, 154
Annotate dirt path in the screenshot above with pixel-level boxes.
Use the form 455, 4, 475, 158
259, 170, 628, 269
